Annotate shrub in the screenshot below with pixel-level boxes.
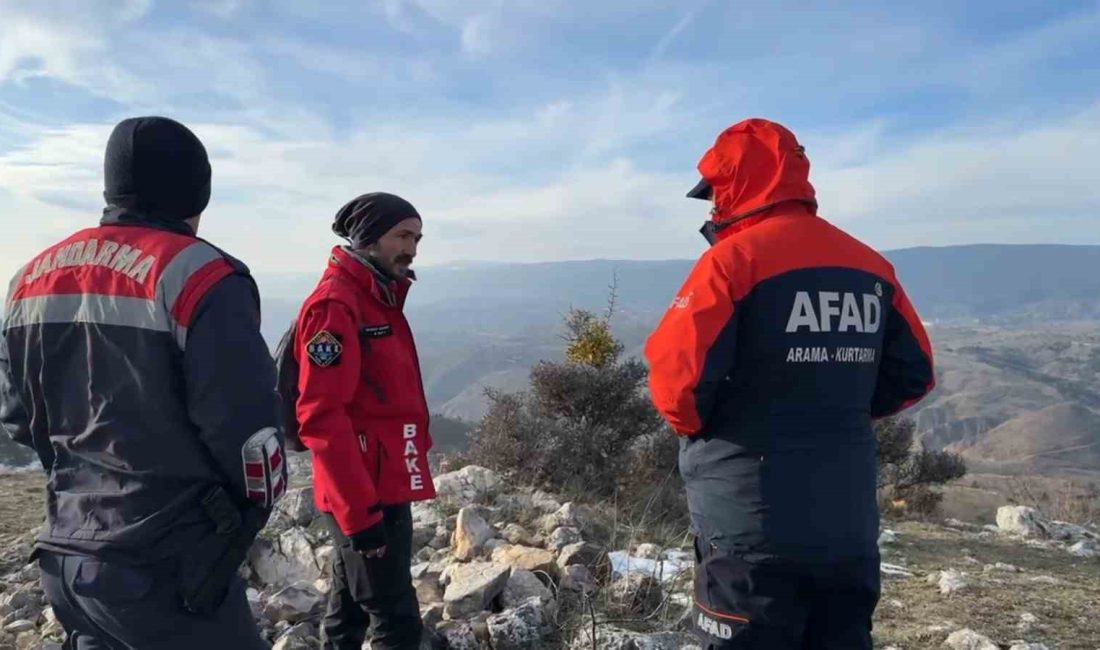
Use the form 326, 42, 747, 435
462, 306, 683, 528
876, 416, 966, 519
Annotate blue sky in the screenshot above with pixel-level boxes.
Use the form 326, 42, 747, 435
1, 0, 1098, 296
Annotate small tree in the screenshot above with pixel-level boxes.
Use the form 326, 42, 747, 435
464, 300, 681, 524
876, 416, 966, 518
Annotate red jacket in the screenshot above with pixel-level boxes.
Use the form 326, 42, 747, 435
295, 246, 436, 536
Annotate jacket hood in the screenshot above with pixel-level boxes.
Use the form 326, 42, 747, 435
696, 118, 817, 225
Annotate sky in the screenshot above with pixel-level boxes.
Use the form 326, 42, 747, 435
1, 0, 1099, 298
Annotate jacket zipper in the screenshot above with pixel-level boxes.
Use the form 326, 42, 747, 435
358, 433, 368, 453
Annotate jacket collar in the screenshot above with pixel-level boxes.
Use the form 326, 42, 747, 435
711, 201, 816, 244
100, 206, 196, 236
328, 246, 412, 308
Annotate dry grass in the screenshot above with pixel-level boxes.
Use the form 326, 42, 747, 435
0, 472, 45, 540
874, 521, 1100, 649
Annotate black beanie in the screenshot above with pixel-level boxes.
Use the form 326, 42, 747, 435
332, 193, 421, 248
103, 116, 211, 221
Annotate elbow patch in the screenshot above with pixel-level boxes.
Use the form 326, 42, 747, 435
242, 426, 287, 508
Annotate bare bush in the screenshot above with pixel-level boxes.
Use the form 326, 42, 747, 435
877, 416, 967, 519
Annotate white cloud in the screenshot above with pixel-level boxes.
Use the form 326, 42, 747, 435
0, 1, 149, 94
460, 15, 494, 56
812, 103, 1100, 246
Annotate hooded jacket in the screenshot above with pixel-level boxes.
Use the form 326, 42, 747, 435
645, 119, 934, 560
294, 246, 436, 539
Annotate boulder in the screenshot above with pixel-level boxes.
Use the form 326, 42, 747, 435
262, 583, 324, 624
443, 562, 511, 620
435, 466, 503, 507
539, 503, 593, 535
249, 528, 323, 588
997, 506, 1049, 539
436, 620, 485, 650
557, 542, 610, 582
2, 620, 34, 634
501, 570, 555, 611
547, 527, 583, 552
1068, 539, 1098, 558
487, 597, 552, 649
944, 629, 998, 650
502, 524, 535, 546
571, 626, 695, 649
937, 569, 969, 595
275, 487, 318, 527
491, 545, 559, 578
453, 508, 496, 561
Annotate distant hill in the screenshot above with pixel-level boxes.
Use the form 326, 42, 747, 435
951, 402, 1100, 477
3, 244, 1100, 472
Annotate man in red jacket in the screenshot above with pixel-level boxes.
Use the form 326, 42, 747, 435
646, 119, 935, 649
294, 193, 437, 650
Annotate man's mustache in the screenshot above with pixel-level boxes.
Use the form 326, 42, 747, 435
395, 255, 414, 266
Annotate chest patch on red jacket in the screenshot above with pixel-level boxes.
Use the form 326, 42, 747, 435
305, 330, 343, 367
360, 324, 393, 338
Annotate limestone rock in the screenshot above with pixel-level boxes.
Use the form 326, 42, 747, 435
937, 569, 969, 595
502, 524, 535, 546
501, 570, 554, 611
435, 466, 503, 508
262, 582, 324, 624
997, 506, 1049, 539
275, 487, 318, 527
487, 597, 552, 649
557, 542, 610, 582
453, 508, 495, 561
547, 527, 583, 552
944, 628, 998, 650
248, 528, 323, 588
491, 545, 558, 578
443, 562, 511, 620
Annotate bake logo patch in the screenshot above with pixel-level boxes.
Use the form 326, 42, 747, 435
305, 330, 343, 367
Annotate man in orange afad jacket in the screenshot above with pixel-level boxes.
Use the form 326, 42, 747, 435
645, 118, 935, 649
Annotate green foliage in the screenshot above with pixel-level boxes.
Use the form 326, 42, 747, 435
463, 305, 683, 524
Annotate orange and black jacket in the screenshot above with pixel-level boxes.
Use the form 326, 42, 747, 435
646, 119, 935, 560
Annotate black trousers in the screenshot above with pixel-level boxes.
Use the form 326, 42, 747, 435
38, 550, 267, 650
691, 538, 880, 650
321, 505, 423, 650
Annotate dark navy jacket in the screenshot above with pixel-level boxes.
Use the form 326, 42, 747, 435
0, 210, 280, 563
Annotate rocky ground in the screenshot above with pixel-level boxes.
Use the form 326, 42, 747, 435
0, 465, 1098, 649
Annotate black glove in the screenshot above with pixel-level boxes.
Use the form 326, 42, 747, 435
349, 519, 387, 558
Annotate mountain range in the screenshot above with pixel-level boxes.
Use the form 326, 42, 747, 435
3, 243, 1099, 474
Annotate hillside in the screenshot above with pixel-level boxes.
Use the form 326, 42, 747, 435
1, 468, 1098, 649
951, 403, 1100, 476
910, 324, 1100, 476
